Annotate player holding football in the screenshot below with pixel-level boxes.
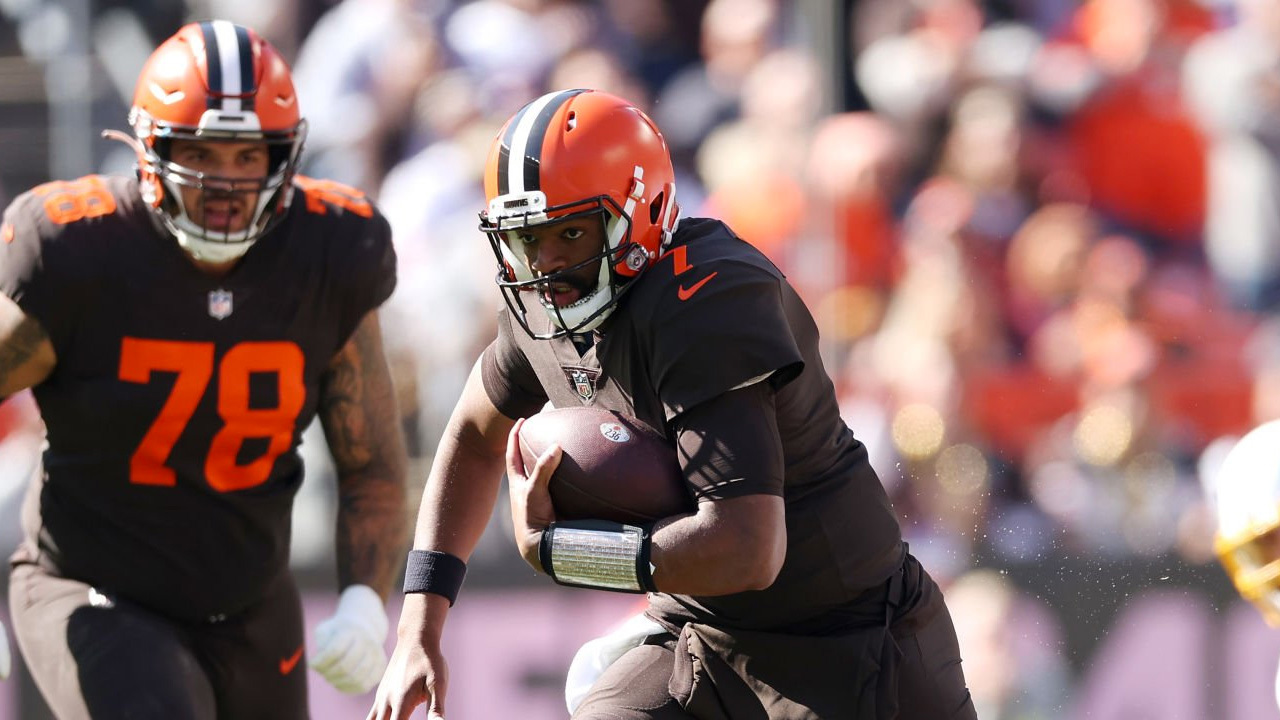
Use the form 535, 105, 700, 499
0, 21, 407, 718
1212, 419, 1280, 712
370, 89, 976, 719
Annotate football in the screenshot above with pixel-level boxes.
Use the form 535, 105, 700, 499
517, 406, 692, 524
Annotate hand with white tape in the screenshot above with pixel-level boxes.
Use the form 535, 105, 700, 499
310, 584, 389, 694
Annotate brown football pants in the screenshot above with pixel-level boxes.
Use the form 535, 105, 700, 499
573, 559, 977, 720
8, 561, 309, 720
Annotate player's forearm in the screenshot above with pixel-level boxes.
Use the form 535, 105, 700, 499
0, 297, 55, 395
321, 310, 411, 597
411, 419, 506, 557
648, 494, 787, 595
335, 460, 408, 597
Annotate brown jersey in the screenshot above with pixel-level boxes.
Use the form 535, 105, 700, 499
483, 217, 903, 631
0, 174, 396, 622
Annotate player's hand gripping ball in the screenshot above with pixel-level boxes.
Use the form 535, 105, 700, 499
517, 407, 692, 524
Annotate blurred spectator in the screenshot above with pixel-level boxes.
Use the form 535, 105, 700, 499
804, 111, 902, 292
376, 72, 500, 451
547, 46, 651, 111
291, 0, 443, 193
599, 0, 705, 96
696, 48, 823, 276
1183, 0, 1280, 310
653, 0, 779, 174
442, 0, 559, 117
937, 84, 1034, 246
1048, 0, 1212, 249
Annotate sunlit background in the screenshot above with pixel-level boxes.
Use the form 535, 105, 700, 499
1, 0, 1278, 717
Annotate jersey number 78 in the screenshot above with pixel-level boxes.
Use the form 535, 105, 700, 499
119, 338, 305, 492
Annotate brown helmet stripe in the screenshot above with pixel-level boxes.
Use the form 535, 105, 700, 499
199, 22, 222, 109
233, 23, 255, 112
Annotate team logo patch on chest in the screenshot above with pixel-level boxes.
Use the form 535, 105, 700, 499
563, 367, 600, 402
208, 288, 234, 320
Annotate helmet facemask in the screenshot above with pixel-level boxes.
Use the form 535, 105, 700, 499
1217, 521, 1280, 627
482, 191, 652, 340
128, 110, 307, 264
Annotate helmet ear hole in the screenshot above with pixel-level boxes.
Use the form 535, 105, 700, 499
649, 191, 664, 224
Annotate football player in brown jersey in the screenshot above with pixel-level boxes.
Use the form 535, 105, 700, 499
0, 21, 408, 718
370, 89, 977, 719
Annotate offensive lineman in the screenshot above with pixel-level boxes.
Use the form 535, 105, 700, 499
0, 21, 406, 718
370, 89, 977, 719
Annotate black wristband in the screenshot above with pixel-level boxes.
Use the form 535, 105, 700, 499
402, 550, 467, 605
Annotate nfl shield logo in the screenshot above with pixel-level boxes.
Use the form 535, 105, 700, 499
208, 289, 234, 320
564, 367, 598, 402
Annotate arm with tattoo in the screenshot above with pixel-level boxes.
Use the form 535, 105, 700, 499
0, 294, 56, 397
319, 310, 409, 598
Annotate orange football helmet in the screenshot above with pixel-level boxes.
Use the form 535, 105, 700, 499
479, 89, 679, 339
110, 21, 306, 263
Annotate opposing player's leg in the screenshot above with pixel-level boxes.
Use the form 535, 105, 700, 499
195, 572, 308, 720
9, 560, 216, 720
892, 557, 978, 720
571, 642, 695, 720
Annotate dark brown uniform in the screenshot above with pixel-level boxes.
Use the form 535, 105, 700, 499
0, 174, 395, 719
484, 218, 975, 719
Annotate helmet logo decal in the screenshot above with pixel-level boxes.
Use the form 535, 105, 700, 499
499, 88, 586, 195
563, 366, 599, 403
199, 21, 256, 113
148, 82, 185, 105
208, 288, 234, 320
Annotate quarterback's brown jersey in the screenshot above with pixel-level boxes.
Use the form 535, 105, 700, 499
0, 174, 396, 622
483, 217, 903, 631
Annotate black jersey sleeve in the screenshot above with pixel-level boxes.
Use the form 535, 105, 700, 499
481, 309, 549, 419
647, 259, 804, 422
334, 208, 397, 346
0, 184, 98, 354
673, 380, 786, 500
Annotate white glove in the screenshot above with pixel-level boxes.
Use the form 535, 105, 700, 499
565, 612, 663, 713
309, 584, 389, 694
0, 619, 10, 680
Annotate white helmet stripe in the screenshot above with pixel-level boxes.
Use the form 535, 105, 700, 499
211, 20, 244, 112
504, 89, 583, 194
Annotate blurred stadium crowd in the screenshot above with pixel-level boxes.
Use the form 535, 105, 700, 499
2, 0, 1280, 717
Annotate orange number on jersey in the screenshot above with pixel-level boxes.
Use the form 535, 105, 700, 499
206, 342, 306, 491
119, 339, 215, 486
119, 338, 306, 492
295, 176, 373, 218
33, 176, 117, 225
